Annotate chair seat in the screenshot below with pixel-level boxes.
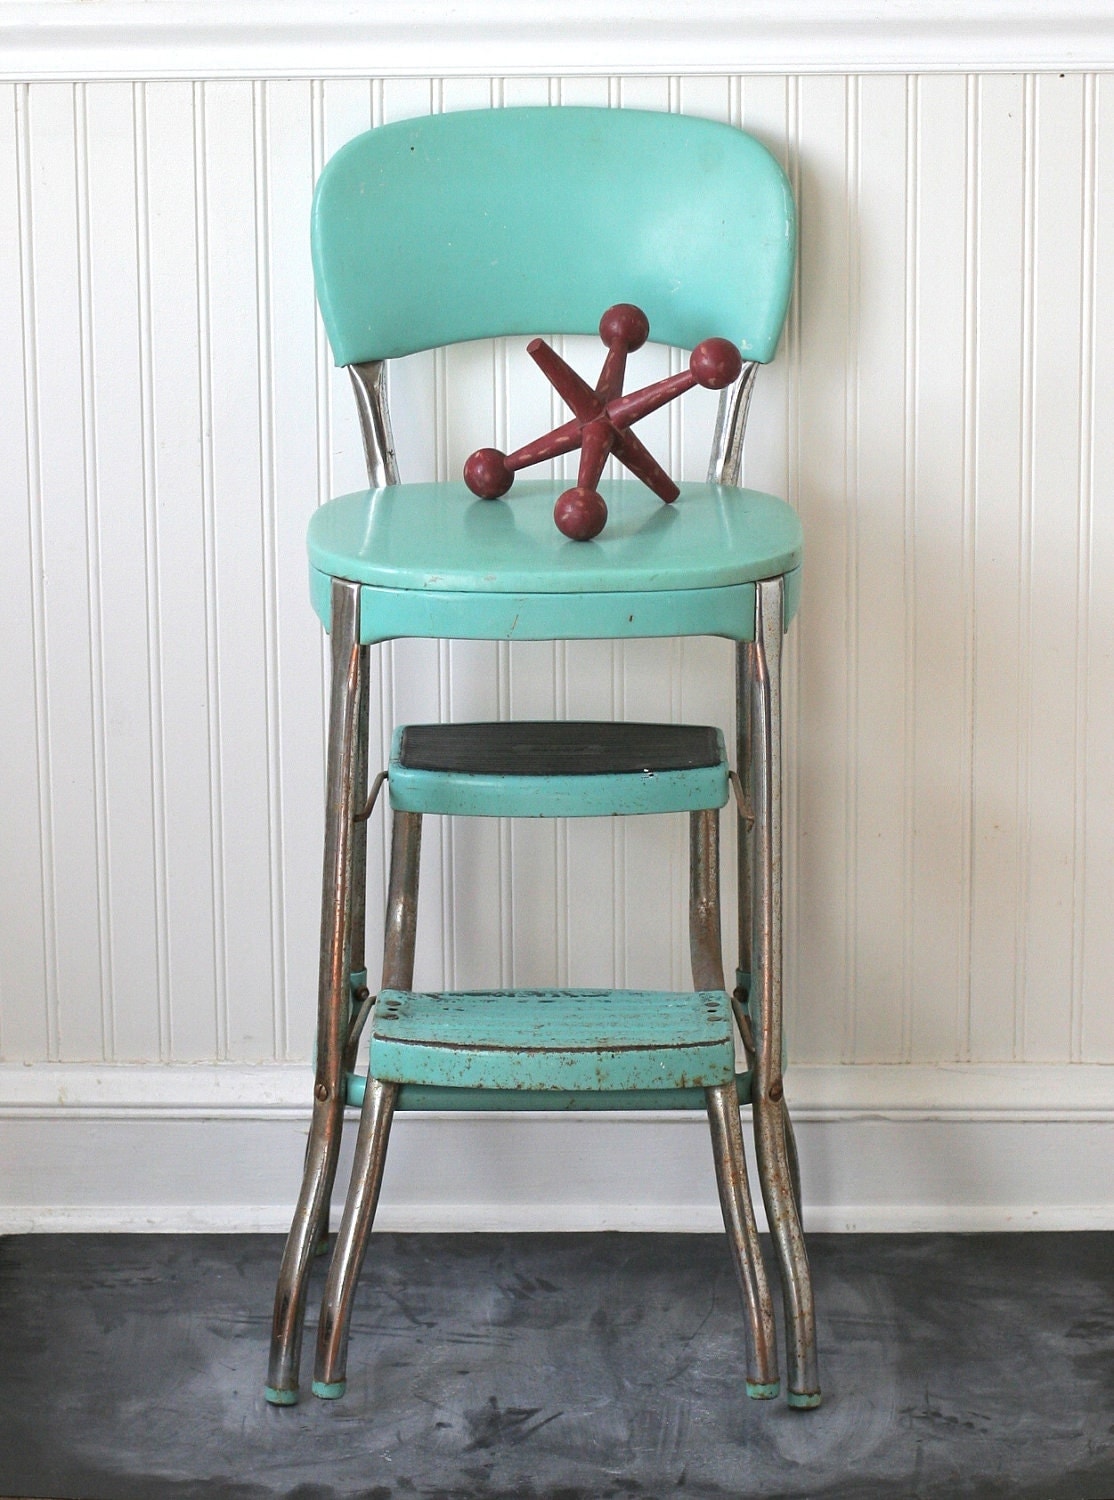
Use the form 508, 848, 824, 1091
308, 478, 802, 644
387, 721, 729, 817
368, 988, 736, 1091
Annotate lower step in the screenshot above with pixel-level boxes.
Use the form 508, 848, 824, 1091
368, 987, 736, 1092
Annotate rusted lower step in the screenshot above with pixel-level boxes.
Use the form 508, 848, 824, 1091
368, 987, 735, 1093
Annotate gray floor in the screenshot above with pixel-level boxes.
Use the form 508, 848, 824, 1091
0, 1232, 1111, 1500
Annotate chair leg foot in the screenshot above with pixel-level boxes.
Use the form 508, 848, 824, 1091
265, 1091, 346, 1405
753, 1093, 821, 1408
705, 1081, 779, 1396
745, 1381, 781, 1401
263, 1385, 300, 1407
314, 1076, 400, 1397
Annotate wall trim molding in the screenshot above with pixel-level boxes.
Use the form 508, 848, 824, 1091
4, 2, 1114, 82
2, 1060, 1113, 1121
2, 1062, 1111, 1234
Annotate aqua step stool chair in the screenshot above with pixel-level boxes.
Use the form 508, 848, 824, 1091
265, 105, 819, 1412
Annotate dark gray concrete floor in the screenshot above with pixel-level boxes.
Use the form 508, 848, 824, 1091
0, 1232, 1111, 1500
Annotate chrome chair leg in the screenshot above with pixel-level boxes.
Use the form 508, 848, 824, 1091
690, 808, 778, 1397
782, 1097, 803, 1220
312, 1077, 399, 1397
748, 578, 820, 1409
348, 645, 372, 996
266, 579, 364, 1406
705, 1082, 779, 1395
313, 644, 373, 1261
313, 807, 423, 1399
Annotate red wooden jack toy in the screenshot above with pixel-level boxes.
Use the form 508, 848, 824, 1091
464, 304, 743, 541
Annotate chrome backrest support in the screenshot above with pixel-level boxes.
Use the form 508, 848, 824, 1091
348, 361, 400, 488
707, 361, 759, 488
350, 353, 759, 492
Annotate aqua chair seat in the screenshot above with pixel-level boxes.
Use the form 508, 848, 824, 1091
369, 988, 736, 1092
308, 479, 802, 644
387, 721, 729, 818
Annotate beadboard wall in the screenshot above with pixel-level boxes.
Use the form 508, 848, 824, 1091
3, 15, 1114, 1228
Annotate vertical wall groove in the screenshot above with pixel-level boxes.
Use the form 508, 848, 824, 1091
958, 73, 980, 1062
132, 82, 171, 1062
1015, 73, 1037, 1063
193, 82, 228, 1061
14, 82, 58, 1060
74, 81, 113, 1060
901, 74, 919, 1064
842, 73, 860, 1064
253, 79, 286, 1059
1071, 71, 1097, 1065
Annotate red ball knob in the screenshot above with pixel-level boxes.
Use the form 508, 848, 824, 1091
599, 303, 650, 352
689, 337, 743, 390
464, 447, 513, 499
554, 487, 608, 541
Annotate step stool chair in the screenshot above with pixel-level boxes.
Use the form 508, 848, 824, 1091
265, 105, 819, 1411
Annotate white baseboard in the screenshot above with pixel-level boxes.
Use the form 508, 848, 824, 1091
2, 1062, 1112, 1234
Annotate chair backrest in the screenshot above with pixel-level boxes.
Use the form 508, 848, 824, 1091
311, 106, 796, 367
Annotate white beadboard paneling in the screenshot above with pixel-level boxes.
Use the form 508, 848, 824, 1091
200, 81, 275, 1061
908, 74, 971, 1064
142, 81, 218, 1063
792, 75, 852, 1066
0, 84, 51, 1062
1025, 74, 1088, 1063
26, 82, 104, 1061
1071, 73, 1098, 1068
968, 73, 1027, 1063
847, 74, 908, 1065
83, 81, 162, 1062
3, 72, 1114, 1108
1082, 75, 1114, 1063
259, 79, 329, 1061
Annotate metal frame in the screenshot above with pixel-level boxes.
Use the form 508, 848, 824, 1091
348, 361, 400, 488
267, 355, 821, 1409
312, 809, 421, 1398
266, 577, 365, 1404
708, 361, 759, 487
691, 806, 779, 1397
738, 577, 820, 1407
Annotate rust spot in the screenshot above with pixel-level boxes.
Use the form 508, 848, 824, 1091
768, 1080, 783, 1102
315, 1082, 329, 1101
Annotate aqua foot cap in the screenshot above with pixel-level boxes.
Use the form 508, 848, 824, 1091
745, 1380, 780, 1400
788, 1389, 822, 1409
312, 1379, 346, 1400
264, 1385, 299, 1406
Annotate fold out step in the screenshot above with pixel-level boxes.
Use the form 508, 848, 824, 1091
387, 721, 729, 817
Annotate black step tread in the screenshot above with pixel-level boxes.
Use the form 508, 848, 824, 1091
397, 721, 723, 778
